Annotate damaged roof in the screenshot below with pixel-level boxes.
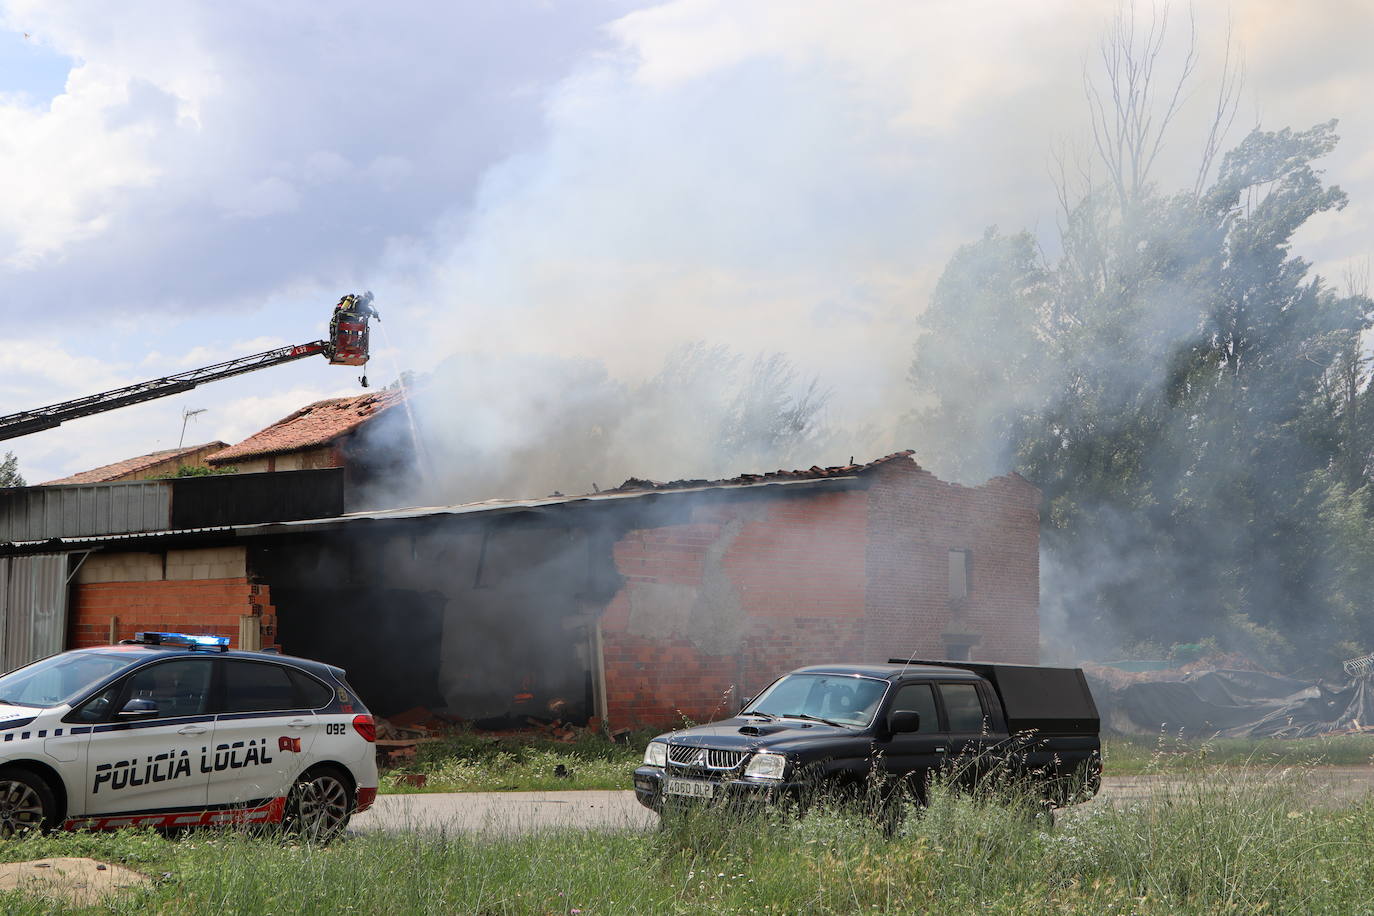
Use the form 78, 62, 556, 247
607, 451, 917, 493
40, 441, 229, 486
206, 390, 404, 465
1, 450, 1034, 555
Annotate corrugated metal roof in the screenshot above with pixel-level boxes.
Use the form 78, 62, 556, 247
0, 451, 922, 554
0, 473, 863, 553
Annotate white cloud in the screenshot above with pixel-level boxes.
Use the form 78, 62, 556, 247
0, 0, 635, 319
2, 0, 1372, 489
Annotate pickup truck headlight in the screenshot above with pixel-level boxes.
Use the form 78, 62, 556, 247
743, 752, 786, 780
643, 742, 667, 767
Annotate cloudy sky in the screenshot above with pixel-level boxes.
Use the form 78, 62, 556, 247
2, 0, 1370, 487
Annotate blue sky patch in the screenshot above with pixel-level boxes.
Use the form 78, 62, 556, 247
0, 28, 73, 105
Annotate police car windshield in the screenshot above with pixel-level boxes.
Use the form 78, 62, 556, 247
742, 673, 889, 728
0, 651, 143, 708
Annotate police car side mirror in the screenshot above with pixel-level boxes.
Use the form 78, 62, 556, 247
117, 698, 159, 721
887, 709, 921, 734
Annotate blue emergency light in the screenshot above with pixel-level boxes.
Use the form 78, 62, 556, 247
133, 632, 231, 651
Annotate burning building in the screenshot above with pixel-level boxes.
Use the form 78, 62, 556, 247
0, 452, 1039, 729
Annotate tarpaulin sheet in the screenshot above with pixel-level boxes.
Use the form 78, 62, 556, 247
1085, 667, 1374, 738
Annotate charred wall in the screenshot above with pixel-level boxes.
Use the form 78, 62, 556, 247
250, 512, 625, 721
597, 457, 1041, 728
58, 454, 1040, 730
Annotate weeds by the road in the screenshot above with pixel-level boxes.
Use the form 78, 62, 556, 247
379, 727, 1374, 793
381, 728, 650, 793
1104, 732, 1374, 775
3, 765, 1372, 914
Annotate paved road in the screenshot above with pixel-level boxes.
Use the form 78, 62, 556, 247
352, 767, 1374, 835
1090, 765, 1374, 807
352, 789, 657, 835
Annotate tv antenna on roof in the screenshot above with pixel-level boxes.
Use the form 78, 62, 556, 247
179, 407, 207, 449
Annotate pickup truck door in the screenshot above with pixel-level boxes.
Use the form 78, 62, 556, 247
875, 681, 946, 800
934, 681, 994, 787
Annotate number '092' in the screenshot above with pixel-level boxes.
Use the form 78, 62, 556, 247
325, 723, 346, 735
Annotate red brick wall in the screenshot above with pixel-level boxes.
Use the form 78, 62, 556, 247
862, 459, 1039, 666
68, 579, 278, 650
600, 456, 1041, 729
601, 490, 870, 728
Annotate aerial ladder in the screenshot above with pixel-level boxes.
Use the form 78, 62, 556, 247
0, 293, 379, 443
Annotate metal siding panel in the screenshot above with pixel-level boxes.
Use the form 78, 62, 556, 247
1, 554, 68, 673
66, 488, 84, 536
110, 486, 128, 533
154, 483, 171, 530
0, 482, 172, 542
0, 559, 7, 667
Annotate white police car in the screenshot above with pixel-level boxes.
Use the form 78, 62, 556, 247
0, 632, 378, 840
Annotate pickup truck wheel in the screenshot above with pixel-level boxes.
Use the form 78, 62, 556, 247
0, 767, 57, 837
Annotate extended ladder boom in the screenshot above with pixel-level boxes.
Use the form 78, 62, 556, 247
0, 341, 327, 443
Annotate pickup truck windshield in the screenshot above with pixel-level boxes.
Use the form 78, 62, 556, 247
743, 674, 888, 727
0, 651, 142, 708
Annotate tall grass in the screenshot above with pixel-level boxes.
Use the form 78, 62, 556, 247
1, 764, 1371, 913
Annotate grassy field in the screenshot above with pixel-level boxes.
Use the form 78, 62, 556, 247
377, 728, 1374, 793
3, 767, 1373, 913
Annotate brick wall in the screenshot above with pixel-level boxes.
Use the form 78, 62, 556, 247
600, 490, 870, 727
599, 456, 1040, 729
67, 547, 277, 650
862, 459, 1040, 666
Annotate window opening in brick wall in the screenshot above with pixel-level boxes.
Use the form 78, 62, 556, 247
948, 549, 972, 602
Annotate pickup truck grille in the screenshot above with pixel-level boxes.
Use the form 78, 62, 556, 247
666, 744, 747, 774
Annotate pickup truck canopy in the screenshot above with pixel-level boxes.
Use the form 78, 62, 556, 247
889, 659, 1100, 736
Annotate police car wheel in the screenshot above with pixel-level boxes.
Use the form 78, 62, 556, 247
284, 767, 352, 842
0, 768, 56, 838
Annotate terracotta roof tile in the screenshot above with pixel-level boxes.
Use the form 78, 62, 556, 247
206, 390, 404, 464
41, 441, 229, 486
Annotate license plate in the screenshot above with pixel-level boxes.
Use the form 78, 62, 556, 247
665, 778, 715, 799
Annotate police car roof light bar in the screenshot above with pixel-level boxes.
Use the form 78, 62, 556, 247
133, 632, 231, 652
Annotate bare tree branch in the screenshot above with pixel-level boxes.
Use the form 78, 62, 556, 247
1085, 1, 1205, 212
1194, 14, 1245, 198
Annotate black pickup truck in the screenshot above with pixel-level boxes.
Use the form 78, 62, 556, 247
633, 660, 1101, 813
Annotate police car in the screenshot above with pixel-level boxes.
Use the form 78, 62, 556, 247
0, 632, 378, 840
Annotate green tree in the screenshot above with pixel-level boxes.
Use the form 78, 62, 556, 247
0, 451, 24, 488
906, 228, 1050, 483
915, 122, 1373, 666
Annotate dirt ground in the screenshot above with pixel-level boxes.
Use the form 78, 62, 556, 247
0, 857, 148, 907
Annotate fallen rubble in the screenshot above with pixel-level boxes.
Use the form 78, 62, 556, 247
1084, 657, 1374, 738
